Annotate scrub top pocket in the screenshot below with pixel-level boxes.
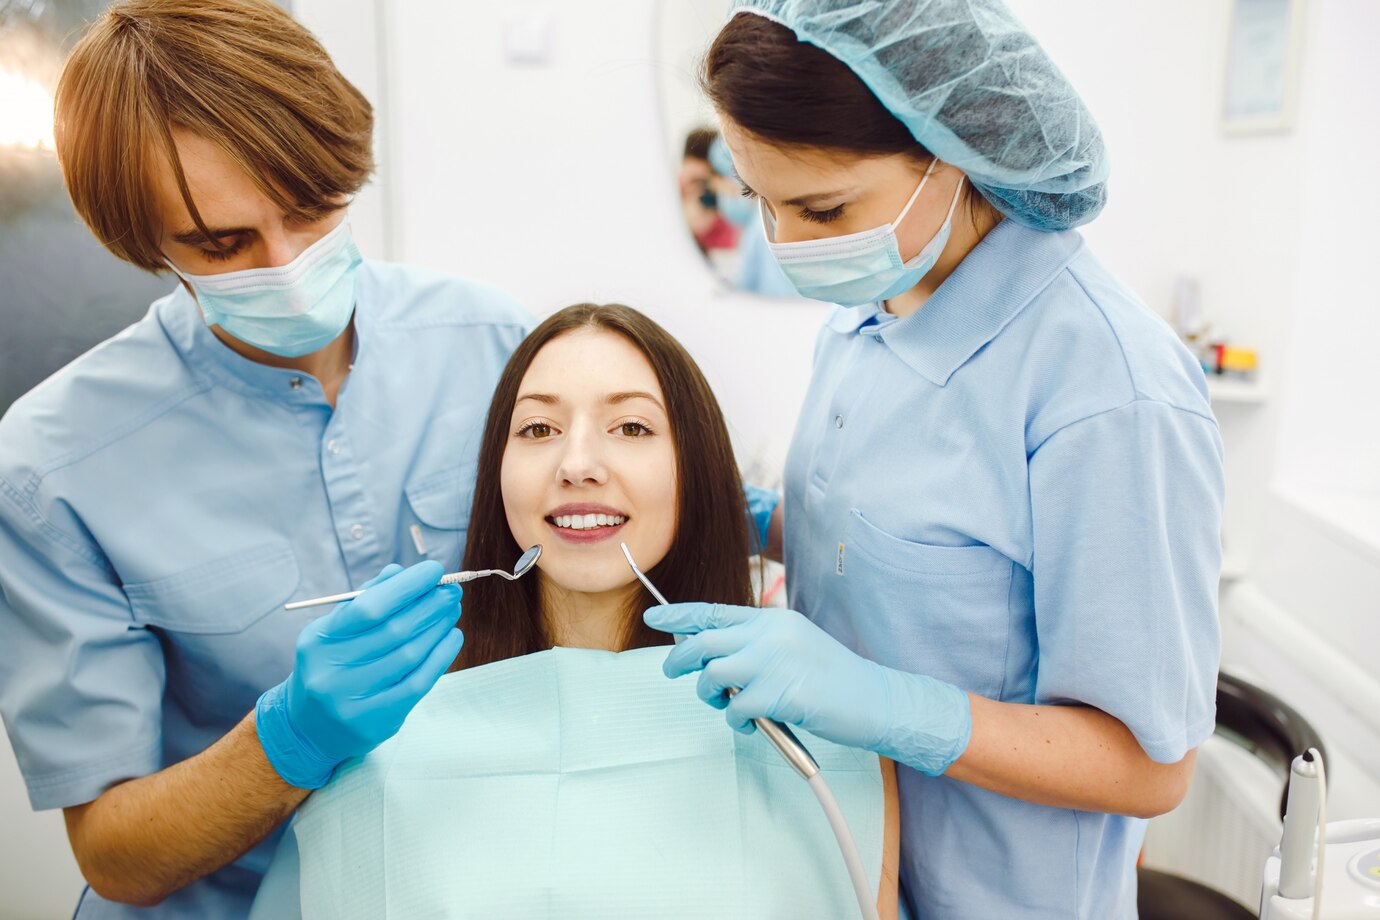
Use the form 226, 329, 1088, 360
834, 510, 1014, 699
404, 461, 475, 568
124, 541, 303, 723
125, 541, 300, 635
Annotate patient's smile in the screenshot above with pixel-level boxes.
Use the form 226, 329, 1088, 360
546, 502, 631, 544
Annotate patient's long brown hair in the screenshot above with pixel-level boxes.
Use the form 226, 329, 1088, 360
453, 305, 755, 670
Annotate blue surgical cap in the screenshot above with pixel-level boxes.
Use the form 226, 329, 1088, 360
727, 0, 1109, 231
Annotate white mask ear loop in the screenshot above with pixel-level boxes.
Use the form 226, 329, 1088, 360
941, 175, 967, 225
890, 156, 942, 228
896, 171, 967, 271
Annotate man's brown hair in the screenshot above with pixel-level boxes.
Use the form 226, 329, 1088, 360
54, 0, 374, 272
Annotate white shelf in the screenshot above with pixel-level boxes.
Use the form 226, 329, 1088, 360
1207, 377, 1268, 405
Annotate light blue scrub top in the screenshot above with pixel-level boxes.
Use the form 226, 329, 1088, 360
0, 261, 531, 918
783, 220, 1223, 920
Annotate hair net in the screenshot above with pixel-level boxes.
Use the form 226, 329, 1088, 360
728, 0, 1109, 230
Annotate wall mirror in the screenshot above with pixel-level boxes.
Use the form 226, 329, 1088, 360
655, 0, 800, 300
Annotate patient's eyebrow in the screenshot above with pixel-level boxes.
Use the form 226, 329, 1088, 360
607, 391, 665, 412
515, 393, 559, 406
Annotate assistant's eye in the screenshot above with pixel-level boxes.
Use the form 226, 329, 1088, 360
515, 420, 557, 439
614, 420, 654, 438
738, 183, 758, 200
799, 204, 845, 224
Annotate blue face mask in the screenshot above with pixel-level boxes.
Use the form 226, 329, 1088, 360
169, 218, 361, 358
764, 159, 965, 307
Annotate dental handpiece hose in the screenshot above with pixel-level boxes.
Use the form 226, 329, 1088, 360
620, 544, 879, 920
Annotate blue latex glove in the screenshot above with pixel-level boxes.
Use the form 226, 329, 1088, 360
743, 484, 780, 553
646, 602, 972, 777
256, 561, 464, 788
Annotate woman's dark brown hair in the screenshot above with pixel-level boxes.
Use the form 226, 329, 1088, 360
703, 13, 927, 162
454, 305, 756, 670
703, 12, 996, 224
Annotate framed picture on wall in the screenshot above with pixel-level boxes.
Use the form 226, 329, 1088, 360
1222, 0, 1306, 134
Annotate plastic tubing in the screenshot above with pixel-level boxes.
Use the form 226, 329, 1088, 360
809, 771, 881, 920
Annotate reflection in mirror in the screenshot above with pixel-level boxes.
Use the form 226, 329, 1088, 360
656, 0, 800, 300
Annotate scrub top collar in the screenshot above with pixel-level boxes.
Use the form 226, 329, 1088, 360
827, 220, 1087, 387
162, 276, 370, 404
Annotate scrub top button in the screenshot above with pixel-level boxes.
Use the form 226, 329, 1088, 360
349, 524, 365, 540
835, 415, 845, 429
327, 440, 341, 456
289, 376, 303, 389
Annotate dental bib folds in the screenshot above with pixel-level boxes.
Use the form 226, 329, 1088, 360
285, 647, 886, 919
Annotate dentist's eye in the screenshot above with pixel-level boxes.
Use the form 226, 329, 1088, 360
799, 204, 845, 224
515, 420, 556, 439
199, 240, 246, 262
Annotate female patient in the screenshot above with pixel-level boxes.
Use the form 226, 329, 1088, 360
252, 305, 899, 919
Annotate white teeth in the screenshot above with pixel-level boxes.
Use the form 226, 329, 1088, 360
551, 514, 627, 530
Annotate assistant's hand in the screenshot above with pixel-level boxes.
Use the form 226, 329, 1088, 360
256, 561, 464, 788
645, 603, 972, 777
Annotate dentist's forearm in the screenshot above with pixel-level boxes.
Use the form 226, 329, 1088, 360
62, 711, 308, 906
945, 694, 1197, 818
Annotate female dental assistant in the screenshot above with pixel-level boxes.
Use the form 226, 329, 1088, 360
0, 1, 529, 916
645, 2, 1224, 918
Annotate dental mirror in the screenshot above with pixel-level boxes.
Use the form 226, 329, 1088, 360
285, 545, 544, 611
458, 544, 543, 584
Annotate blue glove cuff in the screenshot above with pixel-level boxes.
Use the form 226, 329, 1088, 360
875, 669, 973, 777
743, 485, 781, 553
255, 682, 341, 790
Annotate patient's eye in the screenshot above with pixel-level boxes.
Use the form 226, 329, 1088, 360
515, 420, 556, 439
615, 420, 654, 438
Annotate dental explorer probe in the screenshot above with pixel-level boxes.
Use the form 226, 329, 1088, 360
620, 543, 880, 920
284, 545, 543, 611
